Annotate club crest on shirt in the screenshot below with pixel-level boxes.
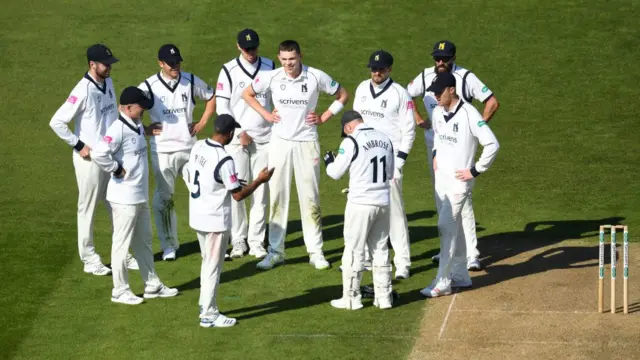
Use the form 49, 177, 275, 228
239, 81, 245, 88
181, 93, 188, 103
361, 96, 366, 102
381, 100, 387, 108
108, 89, 113, 99
453, 123, 459, 132
301, 83, 307, 93
280, 84, 286, 90
132, 137, 137, 144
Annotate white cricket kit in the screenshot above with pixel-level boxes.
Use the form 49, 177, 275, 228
431, 100, 499, 287
138, 71, 215, 252
92, 113, 164, 297
49, 72, 118, 267
187, 139, 242, 318
326, 124, 395, 306
251, 65, 341, 256
407, 64, 494, 260
353, 78, 415, 273
216, 56, 275, 249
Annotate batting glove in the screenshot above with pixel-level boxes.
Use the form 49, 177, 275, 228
323, 151, 335, 166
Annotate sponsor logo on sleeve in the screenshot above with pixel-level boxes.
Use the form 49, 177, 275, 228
217, 82, 224, 90
104, 136, 113, 144
67, 96, 78, 104
338, 148, 345, 154
477, 121, 487, 127
482, 86, 488, 93
407, 100, 414, 110
230, 173, 238, 183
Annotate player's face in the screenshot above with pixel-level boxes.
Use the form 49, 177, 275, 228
370, 67, 391, 85
434, 56, 454, 73
91, 62, 112, 79
126, 104, 145, 120
223, 130, 234, 146
238, 44, 259, 64
278, 50, 302, 77
435, 86, 455, 106
159, 60, 181, 79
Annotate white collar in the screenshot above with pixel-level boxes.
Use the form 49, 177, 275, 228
281, 65, 307, 81
370, 77, 391, 90
160, 71, 179, 86
238, 55, 258, 71
119, 112, 139, 126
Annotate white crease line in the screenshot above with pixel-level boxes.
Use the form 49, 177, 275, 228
438, 293, 457, 340
270, 333, 414, 339
451, 309, 596, 314
440, 338, 592, 345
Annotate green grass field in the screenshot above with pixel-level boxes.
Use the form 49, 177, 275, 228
1, 0, 639, 359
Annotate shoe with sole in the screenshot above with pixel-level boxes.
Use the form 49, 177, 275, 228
162, 248, 177, 261
432, 254, 440, 264
200, 314, 237, 328
420, 282, 452, 298
256, 252, 285, 270
309, 254, 330, 270
126, 254, 139, 270
144, 284, 179, 299
230, 245, 246, 259
330, 297, 363, 310
249, 246, 268, 259
395, 268, 410, 280
467, 258, 482, 271
111, 290, 143, 305
84, 263, 112, 276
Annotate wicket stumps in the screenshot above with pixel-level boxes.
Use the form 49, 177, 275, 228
598, 225, 629, 314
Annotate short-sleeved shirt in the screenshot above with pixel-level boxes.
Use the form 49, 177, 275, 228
250, 65, 340, 141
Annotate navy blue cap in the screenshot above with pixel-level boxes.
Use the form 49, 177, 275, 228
158, 44, 183, 63
214, 114, 241, 134
427, 72, 456, 94
431, 40, 456, 57
368, 50, 393, 69
238, 29, 260, 49
87, 44, 118, 65
120, 86, 153, 109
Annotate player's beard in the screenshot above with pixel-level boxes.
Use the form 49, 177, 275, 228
96, 67, 110, 79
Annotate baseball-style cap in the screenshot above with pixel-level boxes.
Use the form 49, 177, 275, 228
86, 44, 119, 65
340, 110, 363, 137
158, 44, 183, 63
120, 86, 153, 109
427, 72, 456, 94
367, 50, 393, 69
214, 114, 241, 134
237, 29, 260, 49
431, 40, 456, 57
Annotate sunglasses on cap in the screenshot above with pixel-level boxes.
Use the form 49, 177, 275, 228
433, 56, 453, 63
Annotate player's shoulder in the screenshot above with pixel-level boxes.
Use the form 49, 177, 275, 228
460, 101, 482, 118
222, 58, 238, 69
452, 64, 471, 75
180, 71, 195, 83
259, 56, 276, 69
143, 73, 161, 86
423, 67, 438, 82
70, 75, 91, 97
390, 80, 410, 95
355, 79, 370, 90
305, 65, 329, 79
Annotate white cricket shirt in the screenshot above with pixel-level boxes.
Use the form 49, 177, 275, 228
216, 56, 275, 144
93, 113, 149, 205
187, 139, 241, 233
139, 71, 215, 153
326, 123, 395, 206
250, 65, 340, 141
49, 73, 118, 150
432, 99, 500, 191
353, 78, 416, 164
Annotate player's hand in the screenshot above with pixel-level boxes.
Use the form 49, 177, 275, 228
114, 168, 126, 179
190, 121, 207, 136
79, 145, 92, 160
320, 110, 333, 123
239, 131, 253, 147
145, 123, 162, 136
433, 157, 438, 172
393, 167, 403, 180
265, 109, 281, 123
305, 111, 320, 125
417, 119, 431, 129
257, 167, 275, 183
323, 151, 335, 166
455, 169, 474, 181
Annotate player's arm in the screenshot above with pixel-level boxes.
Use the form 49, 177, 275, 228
325, 137, 355, 180
49, 90, 90, 158
215, 67, 232, 115
242, 73, 279, 123
406, 72, 430, 129
431, 110, 440, 171
396, 91, 417, 171
137, 81, 162, 137
317, 70, 349, 123
456, 114, 500, 181
92, 128, 126, 178
466, 72, 500, 122
219, 159, 274, 201
191, 75, 217, 135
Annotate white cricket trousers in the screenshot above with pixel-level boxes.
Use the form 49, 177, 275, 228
426, 129, 480, 259
110, 202, 162, 297
197, 230, 230, 318
73, 152, 111, 266
390, 177, 411, 271
343, 202, 392, 303
151, 150, 190, 251
267, 135, 323, 256
227, 142, 269, 250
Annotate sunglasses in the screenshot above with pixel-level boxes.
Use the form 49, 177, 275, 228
243, 47, 258, 52
433, 56, 453, 63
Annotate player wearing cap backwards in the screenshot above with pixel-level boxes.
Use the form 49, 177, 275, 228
353, 50, 416, 280
139, 44, 216, 261
242, 40, 349, 271
419, 73, 499, 298
324, 110, 395, 310
49, 44, 139, 275
187, 114, 274, 327
93, 87, 179, 305
407, 40, 500, 271
215, 29, 275, 259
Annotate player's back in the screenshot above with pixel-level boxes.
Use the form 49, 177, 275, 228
347, 126, 395, 207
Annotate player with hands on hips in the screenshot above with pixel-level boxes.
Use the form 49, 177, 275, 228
92, 87, 179, 305
242, 40, 349, 271
352, 50, 416, 280
187, 114, 274, 328
324, 110, 396, 310
138, 44, 216, 261
419, 72, 499, 298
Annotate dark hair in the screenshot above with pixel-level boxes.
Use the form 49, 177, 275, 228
279, 40, 301, 54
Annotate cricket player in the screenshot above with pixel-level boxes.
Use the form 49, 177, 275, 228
188, 114, 274, 327
324, 110, 395, 310
49, 43, 138, 275
139, 44, 216, 261
353, 50, 415, 280
215, 29, 275, 259
242, 40, 349, 270
407, 40, 500, 271
93, 87, 179, 305
419, 73, 499, 297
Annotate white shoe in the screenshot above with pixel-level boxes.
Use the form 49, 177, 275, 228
364, 260, 372, 271
126, 254, 139, 270
341, 188, 349, 195
309, 254, 330, 270
330, 297, 363, 310
144, 284, 179, 299
467, 258, 482, 271
373, 297, 393, 310
224, 253, 231, 261
256, 252, 285, 270
420, 282, 452, 298
395, 268, 410, 280
230, 245, 246, 259
249, 246, 268, 259
162, 248, 176, 261
84, 263, 112, 276
432, 254, 440, 263
111, 290, 143, 305
200, 314, 237, 328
